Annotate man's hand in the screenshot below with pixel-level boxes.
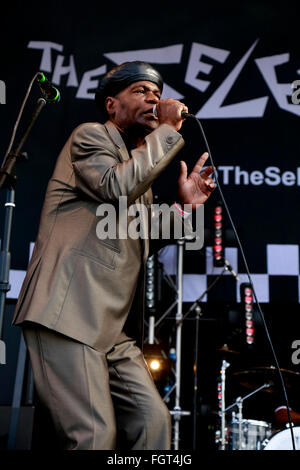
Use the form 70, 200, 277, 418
155, 98, 189, 132
177, 152, 215, 209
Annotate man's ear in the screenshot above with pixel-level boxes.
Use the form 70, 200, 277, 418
105, 96, 115, 116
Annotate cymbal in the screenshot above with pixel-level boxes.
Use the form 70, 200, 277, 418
217, 344, 240, 355
231, 366, 300, 393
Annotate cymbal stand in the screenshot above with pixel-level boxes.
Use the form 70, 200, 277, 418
220, 359, 230, 450
236, 397, 243, 450
223, 382, 272, 450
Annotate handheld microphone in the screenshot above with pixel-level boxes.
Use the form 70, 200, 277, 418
36, 72, 60, 103
152, 104, 194, 119
224, 259, 240, 281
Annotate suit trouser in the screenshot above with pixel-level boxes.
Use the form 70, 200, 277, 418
22, 324, 171, 450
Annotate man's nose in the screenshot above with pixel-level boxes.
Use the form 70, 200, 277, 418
146, 92, 160, 103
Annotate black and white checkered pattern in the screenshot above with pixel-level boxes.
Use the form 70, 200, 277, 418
7, 242, 300, 304
158, 243, 300, 303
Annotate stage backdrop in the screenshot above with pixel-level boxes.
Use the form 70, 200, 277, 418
0, 1, 300, 410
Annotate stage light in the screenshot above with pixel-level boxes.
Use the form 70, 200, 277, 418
143, 344, 171, 382
145, 253, 163, 314
149, 359, 161, 371
213, 203, 224, 267
240, 283, 255, 345
145, 255, 156, 311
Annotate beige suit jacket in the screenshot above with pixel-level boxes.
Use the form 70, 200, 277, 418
12, 120, 189, 352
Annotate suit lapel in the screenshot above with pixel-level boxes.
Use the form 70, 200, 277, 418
104, 120, 149, 261
104, 120, 130, 162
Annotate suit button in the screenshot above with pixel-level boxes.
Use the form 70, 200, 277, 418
166, 136, 174, 144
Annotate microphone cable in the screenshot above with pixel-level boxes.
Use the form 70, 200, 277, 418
186, 113, 296, 450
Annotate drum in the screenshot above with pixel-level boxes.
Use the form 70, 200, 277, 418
229, 418, 272, 450
264, 427, 300, 450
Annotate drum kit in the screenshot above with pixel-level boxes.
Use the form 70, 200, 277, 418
215, 345, 300, 451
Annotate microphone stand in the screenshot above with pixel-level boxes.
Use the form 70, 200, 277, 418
0, 97, 47, 449
0, 97, 47, 359
171, 238, 191, 450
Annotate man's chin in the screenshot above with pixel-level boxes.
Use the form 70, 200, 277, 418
142, 118, 159, 134
131, 119, 158, 136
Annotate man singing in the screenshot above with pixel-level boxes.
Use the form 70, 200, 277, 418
12, 61, 215, 449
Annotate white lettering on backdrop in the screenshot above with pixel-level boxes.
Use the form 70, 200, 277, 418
27, 40, 300, 118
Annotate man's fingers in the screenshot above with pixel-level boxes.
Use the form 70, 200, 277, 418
179, 160, 188, 182
204, 178, 216, 191
192, 152, 210, 173
201, 166, 214, 178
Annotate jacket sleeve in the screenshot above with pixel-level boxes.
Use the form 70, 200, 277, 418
70, 122, 184, 205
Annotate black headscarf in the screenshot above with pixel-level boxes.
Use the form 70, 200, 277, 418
95, 61, 163, 113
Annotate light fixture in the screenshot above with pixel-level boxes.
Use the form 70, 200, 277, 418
240, 283, 255, 345
143, 344, 171, 382
213, 203, 224, 267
